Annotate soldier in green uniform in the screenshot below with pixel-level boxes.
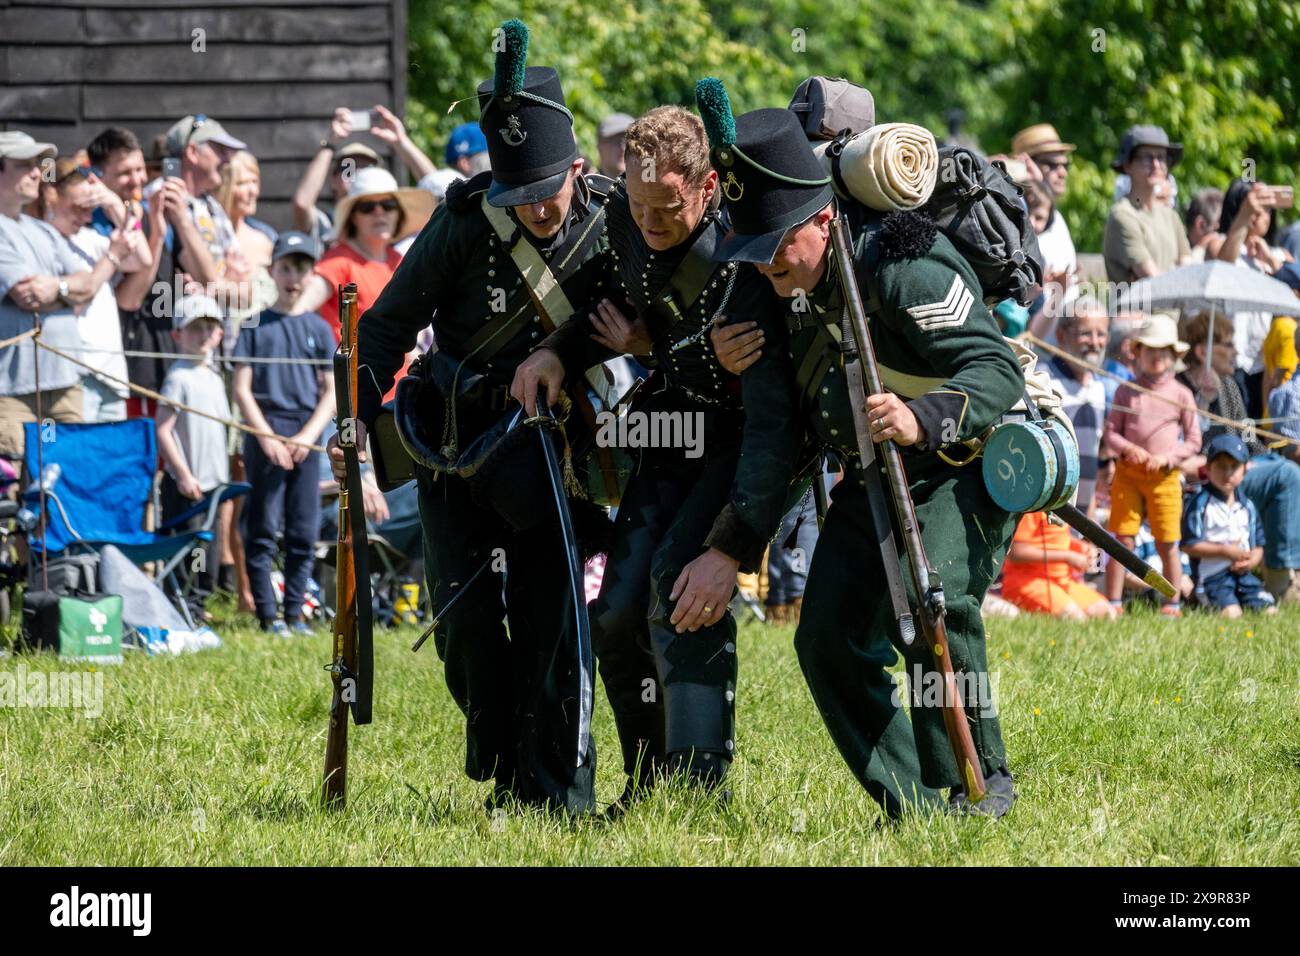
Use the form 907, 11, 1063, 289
512, 105, 786, 808
328, 20, 617, 816
674, 80, 1024, 819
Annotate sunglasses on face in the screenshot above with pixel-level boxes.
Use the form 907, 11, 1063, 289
1133, 152, 1169, 167
356, 198, 398, 214
1037, 158, 1070, 172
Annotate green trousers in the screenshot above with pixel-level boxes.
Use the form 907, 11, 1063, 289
795, 457, 1015, 817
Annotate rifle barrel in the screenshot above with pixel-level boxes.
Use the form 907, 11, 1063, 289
829, 215, 987, 802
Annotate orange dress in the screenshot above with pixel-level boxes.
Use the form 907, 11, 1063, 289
1001, 511, 1108, 615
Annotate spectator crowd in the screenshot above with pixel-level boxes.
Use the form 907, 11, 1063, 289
2, 101, 1298, 632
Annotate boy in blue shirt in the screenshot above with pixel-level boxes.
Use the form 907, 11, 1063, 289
233, 232, 335, 634
1182, 433, 1277, 618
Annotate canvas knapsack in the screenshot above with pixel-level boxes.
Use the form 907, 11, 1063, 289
788, 76, 1043, 307
921, 145, 1044, 306
788, 76, 876, 141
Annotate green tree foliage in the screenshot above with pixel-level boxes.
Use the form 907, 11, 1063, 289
408, 0, 1300, 251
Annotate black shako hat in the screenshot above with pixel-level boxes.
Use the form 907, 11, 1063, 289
695, 78, 834, 264
477, 19, 579, 208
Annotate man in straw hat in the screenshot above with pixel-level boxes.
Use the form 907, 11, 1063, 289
677, 79, 1027, 820
328, 19, 617, 817
1010, 123, 1078, 307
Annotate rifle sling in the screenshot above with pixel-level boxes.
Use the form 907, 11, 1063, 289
462, 194, 609, 367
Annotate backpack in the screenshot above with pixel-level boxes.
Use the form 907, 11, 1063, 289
787, 75, 1043, 306
920, 146, 1044, 306
788, 76, 876, 141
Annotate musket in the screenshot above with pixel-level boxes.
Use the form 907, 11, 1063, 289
322, 282, 375, 808
829, 215, 987, 803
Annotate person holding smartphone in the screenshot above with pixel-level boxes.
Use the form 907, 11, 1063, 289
1209, 178, 1299, 417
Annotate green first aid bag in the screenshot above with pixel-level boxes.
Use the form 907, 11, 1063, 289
21, 590, 124, 664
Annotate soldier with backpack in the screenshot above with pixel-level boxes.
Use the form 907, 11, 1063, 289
678, 77, 1031, 820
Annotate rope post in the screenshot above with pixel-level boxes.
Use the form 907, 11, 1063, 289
33, 312, 48, 592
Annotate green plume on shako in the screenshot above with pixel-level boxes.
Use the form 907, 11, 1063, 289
695, 77, 736, 151
494, 18, 529, 100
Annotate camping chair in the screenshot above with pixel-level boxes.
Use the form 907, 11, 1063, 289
22, 420, 250, 628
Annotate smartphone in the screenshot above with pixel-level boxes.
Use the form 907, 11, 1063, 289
161, 157, 182, 180
1270, 185, 1294, 210
348, 109, 372, 132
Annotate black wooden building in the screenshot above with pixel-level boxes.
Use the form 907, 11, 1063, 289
0, 0, 409, 229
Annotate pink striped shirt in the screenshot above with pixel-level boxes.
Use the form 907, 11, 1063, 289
1104, 374, 1202, 465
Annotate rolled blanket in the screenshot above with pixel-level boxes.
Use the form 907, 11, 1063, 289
827, 122, 938, 211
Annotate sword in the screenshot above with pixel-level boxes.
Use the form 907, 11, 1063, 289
532, 388, 595, 769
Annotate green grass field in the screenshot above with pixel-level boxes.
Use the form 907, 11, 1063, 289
3, 600, 1299, 866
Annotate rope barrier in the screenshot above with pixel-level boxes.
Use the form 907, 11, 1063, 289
67, 345, 332, 366
0, 327, 38, 351
1025, 333, 1299, 450
33, 336, 327, 453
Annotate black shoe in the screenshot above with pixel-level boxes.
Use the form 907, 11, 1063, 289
600, 775, 657, 822
948, 766, 1017, 819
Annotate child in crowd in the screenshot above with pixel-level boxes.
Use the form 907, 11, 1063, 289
1182, 433, 1277, 618
156, 294, 231, 621
232, 232, 335, 635
1103, 312, 1202, 616
1001, 510, 1116, 619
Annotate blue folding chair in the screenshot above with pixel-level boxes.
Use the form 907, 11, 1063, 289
22, 419, 250, 627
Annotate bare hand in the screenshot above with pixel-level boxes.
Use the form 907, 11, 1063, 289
178, 474, 204, 500
326, 420, 368, 481
710, 317, 764, 374
1144, 454, 1168, 472
589, 299, 652, 355
370, 105, 406, 145
260, 435, 295, 471
107, 228, 133, 264
10, 275, 59, 311
510, 348, 565, 416
1123, 446, 1151, 468
286, 433, 311, 465
161, 178, 190, 223
669, 548, 739, 633
361, 476, 390, 524
1065, 551, 1090, 573
329, 108, 352, 145
865, 392, 923, 446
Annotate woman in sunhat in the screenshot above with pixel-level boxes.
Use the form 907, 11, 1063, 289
295, 166, 434, 397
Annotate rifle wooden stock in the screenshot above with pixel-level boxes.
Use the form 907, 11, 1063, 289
829, 215, 987, 803
323, 282, 372, 808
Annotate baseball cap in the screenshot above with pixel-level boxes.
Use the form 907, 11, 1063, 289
1205, 432, 1250, 464
272, 231, 323, 263
598, 113, 634, 140
164, 115, 247, 157
0, 130, 57, 162
445, 123, 488, 165
336, 142, 381, 166
172, 293, 224, 330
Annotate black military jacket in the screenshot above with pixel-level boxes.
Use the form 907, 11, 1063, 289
354, 171, 612, 431
543, 181, 779, 409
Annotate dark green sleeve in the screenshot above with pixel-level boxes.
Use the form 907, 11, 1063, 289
355, 206, 462, 430
877, 255, 1023, 454
704, 288, 804, 572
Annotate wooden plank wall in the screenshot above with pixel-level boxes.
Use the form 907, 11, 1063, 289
0, 0, 409, 230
